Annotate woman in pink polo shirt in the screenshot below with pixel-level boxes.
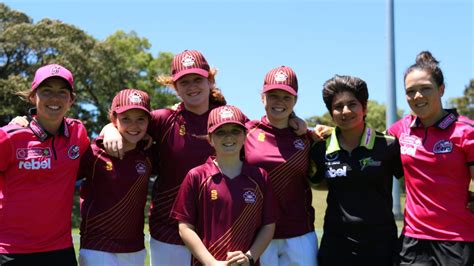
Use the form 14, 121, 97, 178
388, 51, 474, 265
0, 64, 90, 265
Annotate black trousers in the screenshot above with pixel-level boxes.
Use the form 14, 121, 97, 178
0, 247, 77, 266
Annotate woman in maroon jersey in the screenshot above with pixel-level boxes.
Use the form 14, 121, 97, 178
244, 66, 318, 265
101, 50, 227, 266
171, 105, 276, 266
78, 89, 154, 266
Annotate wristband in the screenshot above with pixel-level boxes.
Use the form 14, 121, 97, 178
245, 253, 255, 266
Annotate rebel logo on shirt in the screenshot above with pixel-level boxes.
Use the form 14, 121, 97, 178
16, 148, 52, 159
293, 139, 305, 150
67, 145, 80, 160
18, 158, 51, 170
243, 190, 257, 204
136, 162, 147, 174
325, 164, 351, 178
433, 140, 453, 154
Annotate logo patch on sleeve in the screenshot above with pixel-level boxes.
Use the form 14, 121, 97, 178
243, 190, 256, 204
433, 140, 453, 154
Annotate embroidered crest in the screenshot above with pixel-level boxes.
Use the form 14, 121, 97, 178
50, 65, 61, 75
433, 140, 453, 154
274, 70, 288, 82
181, 54, 195, 67
219, 107, 234, 119
136, 162, 147, 174
243, 190, 256, 204
129, 92, 142, 103
211, 189, 218, 200
67, 145, 80, 160
293, 139, 305, 150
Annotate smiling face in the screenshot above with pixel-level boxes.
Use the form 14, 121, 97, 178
113, 109, 150, 149
30, 77, 74, 129
331, 90, 366, 132
262, 89, 297, 128
175, 74, 211, 114
209, 123, 246, 157
405, 69, 445, 126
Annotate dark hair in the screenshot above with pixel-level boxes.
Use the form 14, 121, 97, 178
404, 51, 444, 88
322, 75, 369, 114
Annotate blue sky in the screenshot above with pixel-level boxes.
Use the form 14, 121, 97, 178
4, 0, 473, 122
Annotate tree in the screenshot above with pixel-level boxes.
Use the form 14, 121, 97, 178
0, 3, 178, 135
448, 79, 474, 119
306, 100, 404, 132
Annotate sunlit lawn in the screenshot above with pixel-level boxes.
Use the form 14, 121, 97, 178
72, 189, 406, 265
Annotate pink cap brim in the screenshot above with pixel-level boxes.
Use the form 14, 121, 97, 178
208, 121, 247, 134
263, 84, 297, 96
172, 68, 209, 82
114, 106, 151, 116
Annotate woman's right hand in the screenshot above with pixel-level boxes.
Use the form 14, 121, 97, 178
9, 116, 28, 127
101, 123, 124, 159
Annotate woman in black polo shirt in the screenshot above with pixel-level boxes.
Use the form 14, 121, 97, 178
310, 75, 404, 266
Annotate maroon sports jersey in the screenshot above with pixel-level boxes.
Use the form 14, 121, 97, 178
79, 138, 153, 252
148, 103, 216, 244
245, 117, 315, 238
0, 118, 89, 253
171, 157, 276, 266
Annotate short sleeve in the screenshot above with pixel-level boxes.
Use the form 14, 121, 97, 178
0, 129, 14, 172
462, 125, 474, 165
170, 170, 198, 226
309, 141, 326, 184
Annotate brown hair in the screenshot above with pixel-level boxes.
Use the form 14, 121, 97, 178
404, 51, 444, 88
156, 68, 226, 107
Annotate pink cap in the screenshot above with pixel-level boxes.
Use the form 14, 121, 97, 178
110, 89, 151, 116
31, 64, 74, 91
207, 105, 246, 134
171, 50, 210, 82
263, 66, 298, 96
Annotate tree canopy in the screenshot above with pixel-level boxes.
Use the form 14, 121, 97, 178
448, 79, 474, 119
0, 3, 178, 135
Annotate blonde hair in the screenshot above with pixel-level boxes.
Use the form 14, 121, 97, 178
156, 68, 226, 107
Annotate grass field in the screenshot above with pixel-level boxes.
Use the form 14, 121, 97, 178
72, 189, 407, 265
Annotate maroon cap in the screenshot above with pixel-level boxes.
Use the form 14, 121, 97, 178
110, 89, 151, 116
263, 66, 298, 96
207, 105, 247, 134
31, 64, 74, 91
171, 50, 210, 82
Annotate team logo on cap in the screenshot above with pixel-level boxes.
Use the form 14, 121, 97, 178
219, 107, 234, 119
243, 190, 256, 204
293, 139, 305, 150
68, 145, 80, 160
181, 54, 196, 67
50, 65, 61, 75
274, 70, 288, 82
136, 162, 147, 174
433, 140, 453, 154
129, 92, 142, 104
